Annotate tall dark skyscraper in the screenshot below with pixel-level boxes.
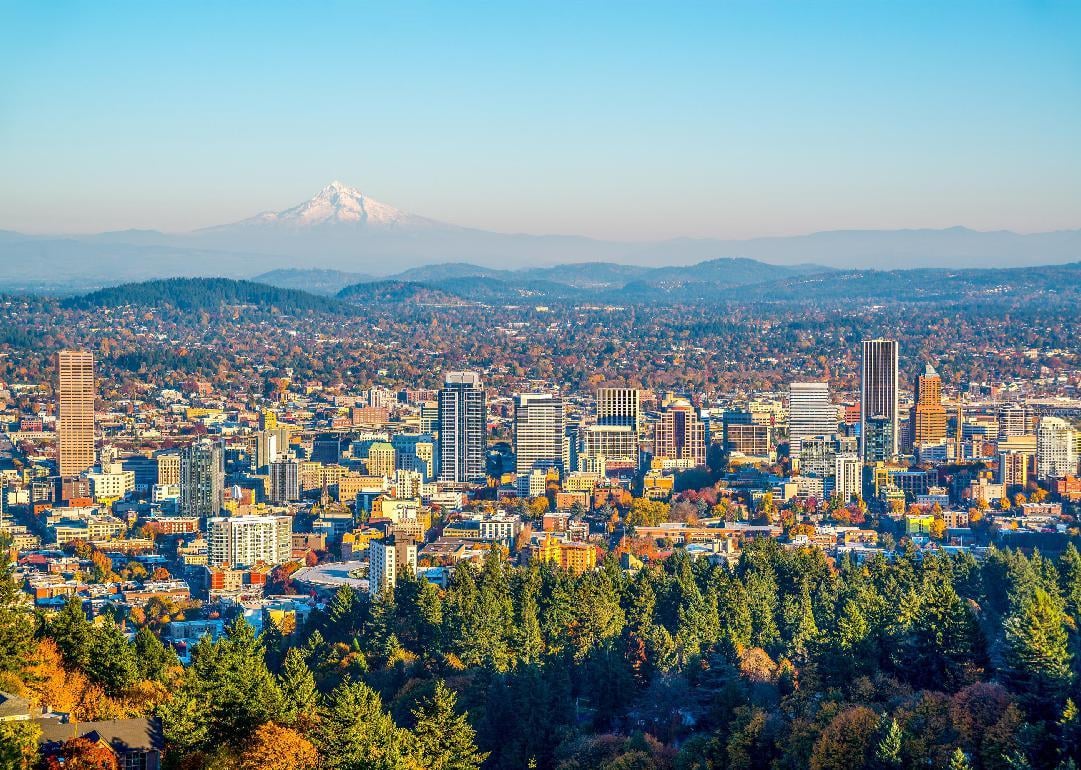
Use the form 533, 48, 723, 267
437, 371, 486, 483
861, 339, 899, 461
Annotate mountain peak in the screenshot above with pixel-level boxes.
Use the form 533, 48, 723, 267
225, 181, 438, 230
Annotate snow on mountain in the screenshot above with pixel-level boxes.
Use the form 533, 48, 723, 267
227, 181, 441, 230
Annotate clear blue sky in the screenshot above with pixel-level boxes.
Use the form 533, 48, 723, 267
1, 1, 1078, 238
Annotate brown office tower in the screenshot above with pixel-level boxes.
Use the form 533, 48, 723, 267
911, 363, 947, 447
57, 350, 96, 477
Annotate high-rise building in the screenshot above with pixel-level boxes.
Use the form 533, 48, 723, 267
156, 451, 181, 486
798, 434, 859, 479
787, 382, 837, 455
578, 424, 638, 472
515, 393, 566, 495
180, 439, 224, 518
207, 515, 292, 567
437, 372, 486, 483
833, 454, 862, 502
368, 535, 417, 595
597, 387, 641, 433
861, 339, 899, 461
1037, 417, 1077, 480
56, 350, 96, 478
1000, 405, 1030, 438
268, 458, 301, 503
999, 450, 1029, 488
366, 442, 397, 477
420, 402, 439, 435
911, 363, 947, 447
654, 399, 706, 467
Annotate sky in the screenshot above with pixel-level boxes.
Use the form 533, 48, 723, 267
1, 1, 1079, 239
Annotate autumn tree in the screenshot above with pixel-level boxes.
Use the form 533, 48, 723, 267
239, 723, 319, 770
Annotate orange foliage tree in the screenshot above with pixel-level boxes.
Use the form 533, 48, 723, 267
239, 723, 319, 770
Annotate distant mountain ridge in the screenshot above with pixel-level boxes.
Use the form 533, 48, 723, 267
2, 181, 1079, 288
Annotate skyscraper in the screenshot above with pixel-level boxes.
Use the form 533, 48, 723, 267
268, 458, 301, 503
654, 399, 706, 467
1037, 417, 1077, 480
911, 363, 947, 447
515, 393, 566, 495
56, 350, 96, 478
787, 382, 836, 455
597, 387, 641, 433
180, 439, 224, 517
861, 339, 899, 461
437, 372, 486, 483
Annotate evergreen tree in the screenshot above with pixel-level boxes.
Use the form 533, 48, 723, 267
133, 625, 179, 682
317, 678, 415, 770
278, 647, 320, 728
86, 619, 140, 696
187, 614, 286, 748
0, 539, 33, 678
411, 679, 488, 770
42, 595, 93, 670
901, 569, 984, 691
949, 747, 973, 770
1002, 587, 1073, 710
873, 718, 903, 769
512, 568, 544, 664
1058, 544, 1081, 624
156, 685, 209, 769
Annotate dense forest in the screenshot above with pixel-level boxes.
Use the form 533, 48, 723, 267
4, 539, 1081, 769
60, 278, 344, 314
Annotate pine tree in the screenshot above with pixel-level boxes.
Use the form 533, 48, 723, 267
86, 619, 140, 696
949, 747, 973, 770
512, 568, 544, 664
411, 680, 488, 770
43, 595, 94, 670
133, 625, 179, 682
873, 717, 902, 769
278, 647, 320, 729
0, 538, 33, 678
1058, 544, 1081, 624
317, 678, 414, 770
188, 614, 286, 748
1003, 587, 1073, 709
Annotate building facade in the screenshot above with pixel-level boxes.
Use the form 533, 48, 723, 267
56, 350, 96, 478
860, 339, 899, 461
437, 372, 486, 483
515, 393, 566, 494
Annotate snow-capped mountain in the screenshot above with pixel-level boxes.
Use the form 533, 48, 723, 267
218, 181, 442, 230
1, 179, 1079, 286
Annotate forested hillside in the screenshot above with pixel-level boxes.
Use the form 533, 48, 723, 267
4, 539, 1081, 769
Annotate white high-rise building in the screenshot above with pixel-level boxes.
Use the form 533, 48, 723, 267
437, 372, 486, 483
1037, 417, 1077, 480
368, 536, 417, 595
515, 393, 566, 495
861, 339, 899, 461
207, 515, 292, 567
788, 382, 837, 455
833, 454, 862, 503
